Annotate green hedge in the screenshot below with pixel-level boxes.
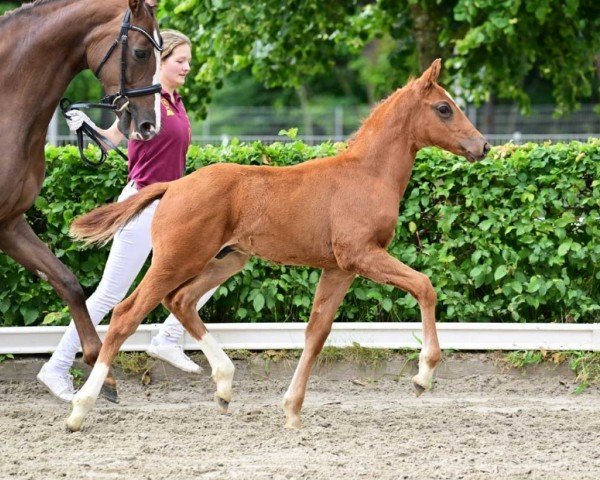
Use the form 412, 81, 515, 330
0, 139, 598, 326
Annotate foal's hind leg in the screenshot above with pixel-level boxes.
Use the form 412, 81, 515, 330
163, 251, 249, 413
66, 264, 190, 432
282, 268, 355, 429
339, 246, 440, 394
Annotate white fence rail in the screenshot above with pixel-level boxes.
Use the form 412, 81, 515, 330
48, 103, 600, 147
1, 323, 598, 354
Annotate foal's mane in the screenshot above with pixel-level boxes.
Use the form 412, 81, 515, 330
346, 78, 419, 149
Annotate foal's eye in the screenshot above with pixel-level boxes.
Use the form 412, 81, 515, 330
436, 103, 452, 117
134, 49, 150, 60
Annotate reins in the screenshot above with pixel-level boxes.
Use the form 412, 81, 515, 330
60, 8, 163, 167
59, 99, 128, 167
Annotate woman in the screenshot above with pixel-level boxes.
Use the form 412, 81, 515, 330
37, 30, 215, 402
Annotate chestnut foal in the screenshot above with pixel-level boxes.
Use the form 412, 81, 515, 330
66, 59, 489, 431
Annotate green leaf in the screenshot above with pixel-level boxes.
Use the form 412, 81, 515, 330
381, 298, 393, 312
494, 265, 508, 281
354, 288, 367, 301
253, 293, 265, 312
558, 241, 571, 256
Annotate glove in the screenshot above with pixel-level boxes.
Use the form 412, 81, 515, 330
65, 110, 97, 133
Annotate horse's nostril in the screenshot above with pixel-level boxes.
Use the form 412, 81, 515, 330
483, 142, 491, 156
140, 122, 154, 133
139, 122, 156, 138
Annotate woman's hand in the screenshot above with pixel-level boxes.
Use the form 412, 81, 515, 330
65, 110, 97, 132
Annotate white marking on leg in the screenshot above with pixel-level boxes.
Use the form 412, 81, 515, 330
66, 362, 109, 431
281, 354, 305, 429
413, 348, 436, 389
283, 362, 302, 405
199, 333, 234, 404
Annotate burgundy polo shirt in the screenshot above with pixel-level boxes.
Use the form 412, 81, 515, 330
127, 90, 191, 189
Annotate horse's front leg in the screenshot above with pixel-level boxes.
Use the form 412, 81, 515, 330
339, 246, 441, 393
282, 269, 355, 429
0, 216, 106, 368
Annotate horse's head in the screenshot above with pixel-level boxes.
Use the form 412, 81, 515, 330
410, 59, 490, 162
88, 0, 162, 140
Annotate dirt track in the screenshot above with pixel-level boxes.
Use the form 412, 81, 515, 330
0, 354, 599, 480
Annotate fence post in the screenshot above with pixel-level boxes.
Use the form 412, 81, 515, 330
47, 109, 59, 146
334, 106, 344, 140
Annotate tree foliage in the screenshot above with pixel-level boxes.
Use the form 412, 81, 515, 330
158, 0, 600, 117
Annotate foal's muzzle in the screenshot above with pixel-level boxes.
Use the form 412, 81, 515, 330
460, 136, 491, 162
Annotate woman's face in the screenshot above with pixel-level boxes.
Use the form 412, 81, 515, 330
160, 44, 192, 91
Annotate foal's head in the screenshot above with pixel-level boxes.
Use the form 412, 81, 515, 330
88, 0, 162, 140
408, 59, 490, 161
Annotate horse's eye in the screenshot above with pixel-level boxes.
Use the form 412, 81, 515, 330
134, 49, 149, 60
436, 103, 452, 117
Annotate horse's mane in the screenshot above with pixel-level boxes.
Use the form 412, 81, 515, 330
0, 0, 77, 27
346, 78, 418, 148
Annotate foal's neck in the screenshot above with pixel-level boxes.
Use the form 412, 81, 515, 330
347, 91, 419, 197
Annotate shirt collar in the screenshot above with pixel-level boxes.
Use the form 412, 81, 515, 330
161, 89, 181, 105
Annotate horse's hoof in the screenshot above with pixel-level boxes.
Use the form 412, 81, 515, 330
215, 394, 229, 414
101, 384, 119, 404
412, 381, 426, 397
284, 417, 302, 429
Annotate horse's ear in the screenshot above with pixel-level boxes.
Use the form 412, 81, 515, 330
418, 58, 442, 91
129, 0, 150, 16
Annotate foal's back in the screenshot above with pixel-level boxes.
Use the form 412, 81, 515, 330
153, 153, 371, 269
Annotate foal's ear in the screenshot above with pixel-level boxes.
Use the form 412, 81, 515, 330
418, 58, 442, 91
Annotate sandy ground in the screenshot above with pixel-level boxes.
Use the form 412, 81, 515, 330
0, 353, 599, 480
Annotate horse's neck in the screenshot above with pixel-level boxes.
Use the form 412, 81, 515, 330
0, 0, 120, 126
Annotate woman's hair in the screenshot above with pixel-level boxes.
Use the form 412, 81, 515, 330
160, 29, 191, 61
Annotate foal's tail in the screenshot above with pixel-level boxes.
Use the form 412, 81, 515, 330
70, 183, 169, 246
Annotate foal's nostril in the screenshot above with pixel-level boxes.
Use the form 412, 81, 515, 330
482, 142, 491, 156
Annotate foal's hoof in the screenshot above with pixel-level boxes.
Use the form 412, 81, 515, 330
65, 418, 81, 433
214, 394, 230, 414
284, 416, 302, 430
412, 382, 426, 397
101, 384, 119, 404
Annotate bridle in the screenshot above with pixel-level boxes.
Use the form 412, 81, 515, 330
60, 9, 163, 167
94, 8, 163, 110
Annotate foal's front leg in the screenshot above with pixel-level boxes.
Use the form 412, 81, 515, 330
342, 247, 441, 393
283, 269, 355, 429
66, 267, 176, 432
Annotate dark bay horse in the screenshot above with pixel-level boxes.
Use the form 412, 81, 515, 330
66, 59, 490, 431
0, 0, 162, 397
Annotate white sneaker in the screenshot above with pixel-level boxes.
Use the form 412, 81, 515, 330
146, 339, 202, 374
37, 362, 76, 402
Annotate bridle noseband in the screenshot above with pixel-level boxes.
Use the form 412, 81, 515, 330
60, 9, 163, 167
